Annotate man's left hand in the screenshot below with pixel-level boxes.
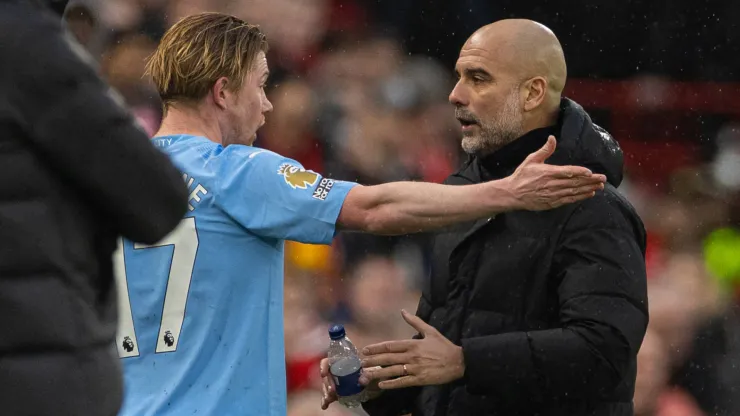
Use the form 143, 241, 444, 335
359, 310, 465, 390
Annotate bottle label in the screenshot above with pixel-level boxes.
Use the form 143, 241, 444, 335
332, 367, 364, 397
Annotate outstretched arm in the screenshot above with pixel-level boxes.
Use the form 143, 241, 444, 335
337, 136, 605, 235
216, 136, 604, 244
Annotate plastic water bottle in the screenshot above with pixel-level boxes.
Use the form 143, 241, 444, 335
328, 324, 365, 408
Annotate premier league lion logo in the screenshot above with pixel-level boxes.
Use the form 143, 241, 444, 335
123, 336, 135, 352
164, 331, 175, 347
277, 163, 319, 189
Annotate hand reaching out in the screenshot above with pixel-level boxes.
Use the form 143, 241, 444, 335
502, 136, 606, 211
359, 310, 465, 390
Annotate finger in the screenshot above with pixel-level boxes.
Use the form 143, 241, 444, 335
322, 378, 334, 393
400, 309, 433, 337
547, 177, 606, 190
321, 392, 337, 410
548, 179, 605, 193
321, 383, 338, 409
567, 191, 598, 202
362, 364, 410, 382
362, 352, 412, 368
550, 191, 597, 208
326, 378, 338, 396
321, 384, 329, 409
320, 358, 330, 377
592, 174, 607, 183
358, 365, 382, 385
324, 375, 336, 391
556, 183, 604, 197
548, 165, 595, 179
523, 135, 557, 164
363, 340, 414, 356
378, 375, 420, 390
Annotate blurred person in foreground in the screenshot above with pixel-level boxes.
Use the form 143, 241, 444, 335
115, 12, 607, 416
0, 0, 188, 415
321, 19, 648, 416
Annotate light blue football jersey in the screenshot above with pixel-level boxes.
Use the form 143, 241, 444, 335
114, 134, 357, 416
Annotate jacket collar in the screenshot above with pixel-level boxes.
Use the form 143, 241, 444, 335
476, 125, 558, 182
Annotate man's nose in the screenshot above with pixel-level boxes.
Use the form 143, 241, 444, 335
449, 81, 468, 107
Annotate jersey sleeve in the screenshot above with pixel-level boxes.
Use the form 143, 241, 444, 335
214, 148, 358, 244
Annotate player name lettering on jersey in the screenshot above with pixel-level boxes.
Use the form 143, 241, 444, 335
153, 137, 174, 148
182, 173, 208, 212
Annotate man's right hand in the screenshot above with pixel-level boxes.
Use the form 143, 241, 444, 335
320, 358, 383, 410
502, 135, 606, 211
319, 358, 339, 410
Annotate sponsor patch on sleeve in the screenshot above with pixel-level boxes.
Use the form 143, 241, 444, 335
312, 178, 335, 201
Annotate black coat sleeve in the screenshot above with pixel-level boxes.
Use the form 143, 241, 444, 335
362, 387, 421, 416
0, 7, 187, 244
460, 190, 649, 399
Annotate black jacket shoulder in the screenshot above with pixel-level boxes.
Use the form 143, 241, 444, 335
0, 2, 187, 414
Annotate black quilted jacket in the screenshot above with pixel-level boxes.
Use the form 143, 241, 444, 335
0, 1, 187, 414
365, 98, 649, 416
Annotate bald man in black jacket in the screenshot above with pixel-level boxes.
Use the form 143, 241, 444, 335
0, 1, 188, 414
321, 19, 648, 416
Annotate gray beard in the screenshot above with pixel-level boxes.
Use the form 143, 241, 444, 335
463, 127, 522, 157
461, 91, 525, 156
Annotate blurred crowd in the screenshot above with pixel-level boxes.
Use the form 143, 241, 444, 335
64, 0, 740, 415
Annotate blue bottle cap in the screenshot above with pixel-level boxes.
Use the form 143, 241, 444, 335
328, 324, 346, 340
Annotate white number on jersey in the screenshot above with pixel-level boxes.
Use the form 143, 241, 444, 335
114, 217, 199, 358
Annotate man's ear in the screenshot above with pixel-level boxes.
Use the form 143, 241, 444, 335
523, 76, 547, 112
211, 77, 230, 110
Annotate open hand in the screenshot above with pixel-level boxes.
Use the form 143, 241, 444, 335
360, 310, 465, 390
504, 136, 606, 210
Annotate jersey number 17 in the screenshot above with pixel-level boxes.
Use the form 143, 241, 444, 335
113, 218, 199, 358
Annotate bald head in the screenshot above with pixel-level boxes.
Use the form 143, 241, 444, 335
468, 19, 567, 97
449, 19, 568, 155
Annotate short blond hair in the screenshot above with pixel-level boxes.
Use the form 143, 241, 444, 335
145, 12, 268, 110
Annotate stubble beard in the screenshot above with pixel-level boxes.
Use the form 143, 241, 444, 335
460, 90, 525, 157
223, 113, 258, 147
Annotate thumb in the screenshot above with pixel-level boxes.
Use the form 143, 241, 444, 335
401, 309, 432, 337
524, 135, 556, 164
